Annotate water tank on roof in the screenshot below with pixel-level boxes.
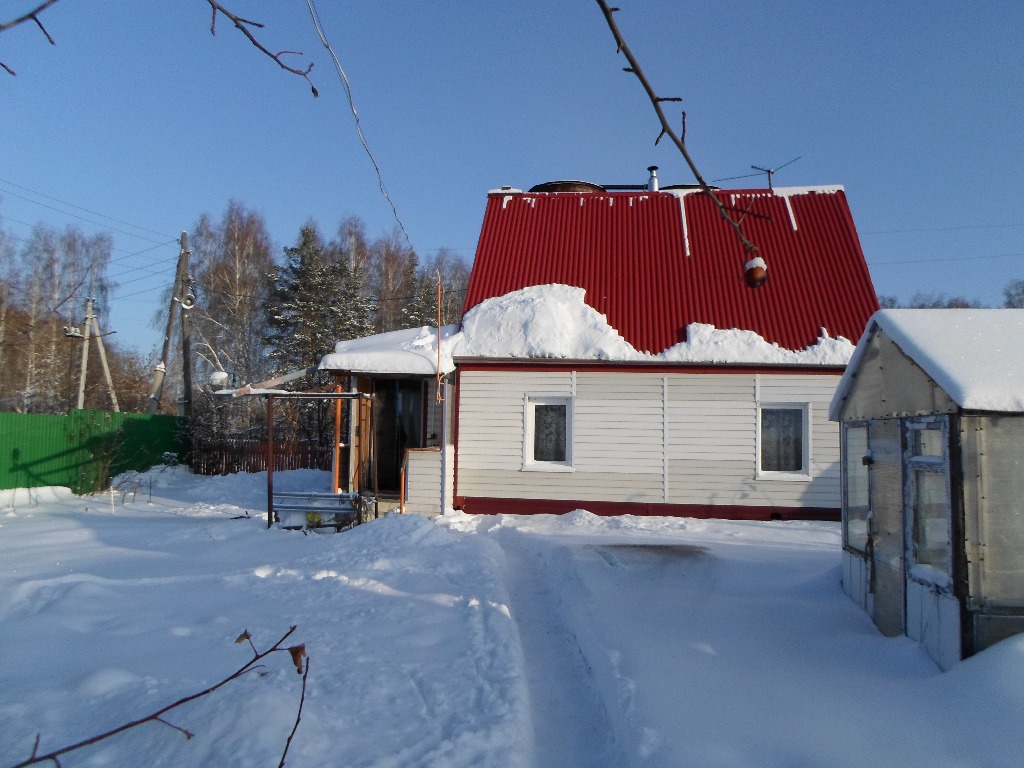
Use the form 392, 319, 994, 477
527, 180, 606, 193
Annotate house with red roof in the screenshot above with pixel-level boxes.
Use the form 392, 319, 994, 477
320, 173, 879, 520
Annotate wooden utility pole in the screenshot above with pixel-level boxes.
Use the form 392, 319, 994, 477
147, 232, 190, 414
180, 271, 194, 421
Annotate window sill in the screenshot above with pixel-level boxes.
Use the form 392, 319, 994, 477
522, 462, 575, 473
755, 471, 811, 482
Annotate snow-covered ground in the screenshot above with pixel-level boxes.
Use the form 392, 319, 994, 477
3, 467, 1024, 767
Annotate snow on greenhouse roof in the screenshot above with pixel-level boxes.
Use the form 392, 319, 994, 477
319, 284, 856, 375
832, 309, 1024, 415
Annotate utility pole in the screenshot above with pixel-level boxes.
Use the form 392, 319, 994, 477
147, 232, 190, 414
75, 297, 92, 410
180, 271, 195, 421
70, 297, 120, 412
92, 307, 120, 413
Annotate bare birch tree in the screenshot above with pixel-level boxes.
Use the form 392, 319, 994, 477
190, 201, 274, 387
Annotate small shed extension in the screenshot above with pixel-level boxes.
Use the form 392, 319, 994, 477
830, 309, 1024, 669
319, 326, 455, 517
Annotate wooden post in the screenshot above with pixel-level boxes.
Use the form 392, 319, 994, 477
266, 395, 275, 529
371, 394, 379, 519
332, 376, 343, 494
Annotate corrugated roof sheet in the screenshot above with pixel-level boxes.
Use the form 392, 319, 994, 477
463, 185, 879, 353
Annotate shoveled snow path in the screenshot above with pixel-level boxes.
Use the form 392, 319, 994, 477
494, 529, 626, 767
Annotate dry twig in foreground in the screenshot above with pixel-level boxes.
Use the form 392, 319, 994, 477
6, 626, 309, 768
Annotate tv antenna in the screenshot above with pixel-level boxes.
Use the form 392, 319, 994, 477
751, 156, 801, 190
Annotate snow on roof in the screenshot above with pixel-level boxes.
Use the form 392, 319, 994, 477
319, 284, 855, 375
319, 325, 458, 375
832, 309, 1024, 416
448, 285, 638, 361
466, 185, 878, 354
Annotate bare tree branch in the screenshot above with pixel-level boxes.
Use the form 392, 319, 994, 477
595, 1, 767, 286
1, 1, 318, 96
0, 0, 60, 34
6, 626, 306, 768
205, 1, 318, 97
277, 656, 310, 768
0, 0, 61, 75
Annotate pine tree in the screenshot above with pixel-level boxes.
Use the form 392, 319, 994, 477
265, 222, 372, 374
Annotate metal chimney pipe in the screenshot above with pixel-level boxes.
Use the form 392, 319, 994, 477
647, 165, 659, 191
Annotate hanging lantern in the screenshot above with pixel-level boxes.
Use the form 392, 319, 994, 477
744, 256, 768, 289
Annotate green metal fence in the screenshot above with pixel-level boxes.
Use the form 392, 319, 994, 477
0, 410, 186, 494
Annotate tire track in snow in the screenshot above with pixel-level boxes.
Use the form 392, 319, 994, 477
495, 531, 625, 767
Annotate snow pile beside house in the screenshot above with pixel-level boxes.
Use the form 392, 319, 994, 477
321, 284, 856, 374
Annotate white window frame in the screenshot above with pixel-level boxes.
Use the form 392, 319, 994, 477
523, 395, 574, 472
756, 402, 811, 480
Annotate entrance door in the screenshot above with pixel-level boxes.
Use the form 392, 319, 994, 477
903, 417, 953, 576
868, 419, 906, 636
374, 379, 424, 492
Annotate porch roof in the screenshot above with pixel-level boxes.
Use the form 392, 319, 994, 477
319, 326, 459, 376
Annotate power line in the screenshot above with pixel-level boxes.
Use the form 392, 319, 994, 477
0, 187, 169, 244
0, 175, 175, 240
0, 217, 178, 265
862, 223, 1024, 236
871, 251, 1024, 266
304, 0, 412, 248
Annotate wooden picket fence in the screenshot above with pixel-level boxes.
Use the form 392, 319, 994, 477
190, 439, 333, 476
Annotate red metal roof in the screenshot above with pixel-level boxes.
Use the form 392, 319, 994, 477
463, 186, 879, 354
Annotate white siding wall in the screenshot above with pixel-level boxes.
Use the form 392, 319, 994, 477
456, 367, 843, 509
403, 446, 455, 516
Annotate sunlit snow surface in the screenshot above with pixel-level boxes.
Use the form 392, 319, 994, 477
3, 468, 1024, 767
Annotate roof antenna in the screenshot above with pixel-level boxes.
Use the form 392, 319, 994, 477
750, 156, 801, 190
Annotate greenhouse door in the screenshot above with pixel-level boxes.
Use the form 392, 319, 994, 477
869, 419, 906, 637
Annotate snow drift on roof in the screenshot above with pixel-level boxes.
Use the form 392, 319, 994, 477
320, 284, 855, 375
319, 325, 458, 375
833, 309, 1024, 415
448, 285, 639, 361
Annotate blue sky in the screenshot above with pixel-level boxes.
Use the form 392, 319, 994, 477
2, 1, 1021, 354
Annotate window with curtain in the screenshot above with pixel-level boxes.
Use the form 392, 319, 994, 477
760, 405, 807, 475
525, 396, 573, 469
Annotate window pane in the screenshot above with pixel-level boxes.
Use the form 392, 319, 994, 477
914, 470, 950, 572
844, 426, 870, 552
912, 428, 944, 457
761, 408, 804, 472
534, 404, 567, 462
